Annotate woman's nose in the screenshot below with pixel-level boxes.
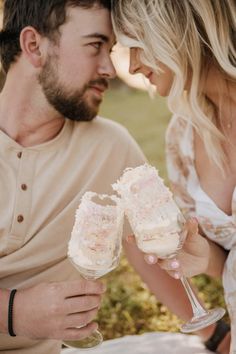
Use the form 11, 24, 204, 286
129, 48, 141, 75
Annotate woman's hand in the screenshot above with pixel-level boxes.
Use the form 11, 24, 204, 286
157, 218, 210, 278
127, 218, 210, 279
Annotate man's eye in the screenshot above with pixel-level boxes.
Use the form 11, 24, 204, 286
90, 42, 102, 50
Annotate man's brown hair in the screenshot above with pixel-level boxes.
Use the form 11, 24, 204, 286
0, 0, 111, 73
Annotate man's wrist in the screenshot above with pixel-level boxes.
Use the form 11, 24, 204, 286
0, 289, 11, 334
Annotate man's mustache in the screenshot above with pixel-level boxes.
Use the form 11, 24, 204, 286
87, 78, 109, 90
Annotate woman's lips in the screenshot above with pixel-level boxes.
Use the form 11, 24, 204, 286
146, 72, 155, 85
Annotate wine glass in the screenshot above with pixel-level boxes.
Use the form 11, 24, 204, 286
63, 191, 124, 349
112, 164, 225, 333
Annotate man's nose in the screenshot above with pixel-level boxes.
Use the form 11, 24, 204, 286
98, 56, 116, 79
129, 48, 141, 75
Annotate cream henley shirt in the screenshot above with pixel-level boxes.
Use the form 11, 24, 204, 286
0, 116, 146, 353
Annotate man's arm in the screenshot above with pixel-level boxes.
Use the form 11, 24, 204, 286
0, 279, 105, 340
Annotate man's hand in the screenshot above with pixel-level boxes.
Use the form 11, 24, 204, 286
12, 279, 105, 340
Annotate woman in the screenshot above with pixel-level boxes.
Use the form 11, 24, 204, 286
111, 0, 236, 353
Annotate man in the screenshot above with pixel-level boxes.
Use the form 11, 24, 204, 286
0, 1, 146, 353
0, 1, 215, 354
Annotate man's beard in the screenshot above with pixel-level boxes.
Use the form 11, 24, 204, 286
38, 54, 108, 122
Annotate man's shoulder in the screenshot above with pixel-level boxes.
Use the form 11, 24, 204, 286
73, 116, 135, 145
91, 116, 131, 137
72, 116, 146, 164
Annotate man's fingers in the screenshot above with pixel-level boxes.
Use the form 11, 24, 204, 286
62, 280, 106, 298
65, 308, 99, 328
63, 322, 98, 341
66, 295, 101, 314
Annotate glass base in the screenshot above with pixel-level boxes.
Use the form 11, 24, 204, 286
63, 330, 103, 350
180, 307, 225, 333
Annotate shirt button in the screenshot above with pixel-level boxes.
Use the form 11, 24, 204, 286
21, 184, 27, 191
17, 215, 24, 223
17, 152, 22, 159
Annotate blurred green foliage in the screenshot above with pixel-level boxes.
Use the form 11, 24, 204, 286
101, 85, 169, 180
99, 84, 227, 339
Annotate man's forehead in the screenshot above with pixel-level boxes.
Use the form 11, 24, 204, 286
65, 6, 114, 41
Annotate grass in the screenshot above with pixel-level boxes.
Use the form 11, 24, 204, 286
97, 83, 227, 339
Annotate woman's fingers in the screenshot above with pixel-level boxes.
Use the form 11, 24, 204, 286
126, 234, 136, 243
127, 217, 207, 279
158, 258, 183, 279
144, 254, 158, 264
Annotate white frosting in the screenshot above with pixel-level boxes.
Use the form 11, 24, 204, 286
68, 192, 123, 271
137, 234, 180, 258
112, 164, 183, 258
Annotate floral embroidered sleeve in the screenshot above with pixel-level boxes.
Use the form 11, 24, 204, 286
165, 115, 196, 219
166, 117, 236, 352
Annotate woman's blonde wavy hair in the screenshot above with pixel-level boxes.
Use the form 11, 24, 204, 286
111, 0, 236, 171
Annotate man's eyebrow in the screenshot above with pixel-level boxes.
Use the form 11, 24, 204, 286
82, 33, 109, 42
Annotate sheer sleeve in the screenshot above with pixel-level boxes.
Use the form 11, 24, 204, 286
165, 115, 196, 219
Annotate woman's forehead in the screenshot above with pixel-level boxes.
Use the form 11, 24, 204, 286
117, 33, 144, 49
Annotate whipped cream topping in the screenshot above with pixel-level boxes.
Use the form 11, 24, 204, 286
112, 164, 183, 258
68, 192, 123, 270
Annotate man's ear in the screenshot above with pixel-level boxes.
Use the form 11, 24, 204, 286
19, 26, 47, 68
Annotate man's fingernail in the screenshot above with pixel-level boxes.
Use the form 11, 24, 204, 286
171, 260, 180, 269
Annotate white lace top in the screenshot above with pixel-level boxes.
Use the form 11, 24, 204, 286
166, 115, 236, 352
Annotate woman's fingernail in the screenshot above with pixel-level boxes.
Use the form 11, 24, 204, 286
144, 255, 157, 264
174, 272, 180, 279
171, 260, 180, 269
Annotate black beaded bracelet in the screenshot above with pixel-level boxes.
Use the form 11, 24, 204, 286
8, 289, 17, 337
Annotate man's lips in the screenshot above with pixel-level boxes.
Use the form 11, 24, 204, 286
89, 85, 107, 93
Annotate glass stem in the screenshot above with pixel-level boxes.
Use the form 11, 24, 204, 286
180, 276, 208, 318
